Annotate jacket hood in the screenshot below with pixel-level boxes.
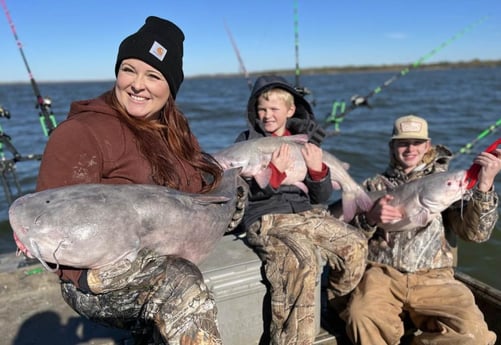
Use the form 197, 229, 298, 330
67, 91, 118, 120
246, 75, 315, 136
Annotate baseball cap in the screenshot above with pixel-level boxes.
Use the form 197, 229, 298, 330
391, 115, 429, 140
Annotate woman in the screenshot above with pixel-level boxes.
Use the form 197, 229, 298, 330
36, 16, 229, 345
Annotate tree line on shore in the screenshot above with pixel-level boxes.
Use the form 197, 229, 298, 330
193, 59, 501, 79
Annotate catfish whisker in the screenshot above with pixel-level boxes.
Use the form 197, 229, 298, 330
30, 238, 59, 272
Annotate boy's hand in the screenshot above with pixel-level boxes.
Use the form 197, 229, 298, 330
271, 143, 292, 173
302, 142, 323, 172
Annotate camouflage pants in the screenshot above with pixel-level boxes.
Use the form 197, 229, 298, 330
60, 249, 222, 345
246, 207, 368, 345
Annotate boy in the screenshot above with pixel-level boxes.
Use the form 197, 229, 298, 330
235, 75, 367, 345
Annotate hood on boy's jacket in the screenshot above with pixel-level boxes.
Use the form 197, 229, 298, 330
246, 75, 315, 132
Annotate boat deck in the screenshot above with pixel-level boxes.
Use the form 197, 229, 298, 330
0, 255, 129, 345
0, 253, 343, 345
1, 247, 499, 345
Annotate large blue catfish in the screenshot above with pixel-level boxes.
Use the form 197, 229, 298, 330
212, 134, 372, 221
329, 170, 468, 232
9, 168, 247, 271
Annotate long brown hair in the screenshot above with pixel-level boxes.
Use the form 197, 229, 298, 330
105, 91, 222, 192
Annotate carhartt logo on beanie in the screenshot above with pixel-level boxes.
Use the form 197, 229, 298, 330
115, 16, 184, 99
149, 41, 167, 61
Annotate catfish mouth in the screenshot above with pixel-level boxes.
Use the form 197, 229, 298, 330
13, 230, 34, 259
9, 197, 31, 257
8, 195, 60, 272
9, 210, 33, 258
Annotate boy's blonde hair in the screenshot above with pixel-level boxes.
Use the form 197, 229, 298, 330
258, 88, 294, 108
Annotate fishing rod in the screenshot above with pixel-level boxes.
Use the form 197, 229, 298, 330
1, 0, 57, 137
224, 20, 253, 91
0, 148, 42, 205
292, 0, 314, 103
324, 15, 489, 134
293, 0, 307, 95
0, 105, 19, 160
0, 109, 42, 204
453, 117, 501, 158
224, 2, 313, 99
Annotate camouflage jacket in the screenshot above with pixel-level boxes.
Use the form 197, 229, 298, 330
353, 145, 499, 273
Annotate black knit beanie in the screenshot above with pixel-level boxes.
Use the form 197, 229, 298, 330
115, 16, 185, 99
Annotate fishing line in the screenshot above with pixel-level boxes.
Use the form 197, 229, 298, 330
1, 0, 57, 136
324, 16, 489, 134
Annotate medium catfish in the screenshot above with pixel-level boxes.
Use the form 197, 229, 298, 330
329, 170, 468, 232
9, 168, 247, 271
212, 134, 372, 221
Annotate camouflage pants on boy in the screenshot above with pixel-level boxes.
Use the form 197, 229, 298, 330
60, 249, 221, 345
247, 207, 367, 345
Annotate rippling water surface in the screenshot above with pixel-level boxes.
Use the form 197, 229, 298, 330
1, 67, 500, 287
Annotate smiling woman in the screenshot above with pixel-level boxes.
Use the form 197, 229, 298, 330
115, 59, 171, 119
25, 15, 247, 345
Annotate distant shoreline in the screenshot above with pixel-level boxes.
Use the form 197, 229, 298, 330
189, 59, 501, 79
1, 59, 500, 85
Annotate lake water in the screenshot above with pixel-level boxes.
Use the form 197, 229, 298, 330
0, 67, 500, 288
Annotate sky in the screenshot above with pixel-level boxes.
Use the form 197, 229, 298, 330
1, 0, 500, 83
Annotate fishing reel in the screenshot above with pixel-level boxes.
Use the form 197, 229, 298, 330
35, 97, 57, 136
0, 105, 11, 119
350, 95, 371, 108
323, 94, 373, 135
35, 97, 52, 110
294, 86, 317, 107
294, 86, 312, 96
